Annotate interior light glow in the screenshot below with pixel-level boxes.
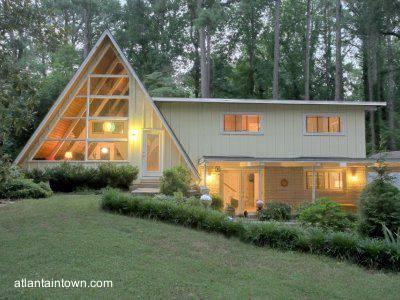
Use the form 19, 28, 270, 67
101, 147, 109, 154
103, 121, 115, 133
64, 151, 73, 159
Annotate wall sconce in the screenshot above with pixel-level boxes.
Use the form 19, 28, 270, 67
131, 129, 139, 141
64, 151, 73, 160
206, 174, 213, 183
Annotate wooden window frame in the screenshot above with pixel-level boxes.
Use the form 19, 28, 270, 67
220, 112, 265, 135
303, 113, 346, 136
305, 169, 344, 191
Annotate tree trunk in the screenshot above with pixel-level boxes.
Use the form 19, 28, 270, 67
272, 0, 281, 99
197, 0, 211, 98
304, 0, 312, 100
247, 11, 255, 97
334, 0, 343, 101
188, 1, 201, 98
386, 35, 396, 150
367, 33, 378, 151
83, 1, 92, 58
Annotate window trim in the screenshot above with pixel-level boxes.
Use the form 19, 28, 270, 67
303, 113, 346, 136
220, 112, 265, 135
304, 169, 344, 191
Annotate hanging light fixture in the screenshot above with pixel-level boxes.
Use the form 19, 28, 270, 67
64, 151, 73, 160
103, 121, 115, 133
101, 147, 109, 154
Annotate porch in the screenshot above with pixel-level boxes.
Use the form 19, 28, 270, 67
199, 157, 368, 214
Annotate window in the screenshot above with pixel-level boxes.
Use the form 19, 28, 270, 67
223, 114, 262, 133
306, 170, 343, 190
305, 115, 342, 134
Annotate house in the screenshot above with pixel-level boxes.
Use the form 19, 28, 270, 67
15, 31, 389, 214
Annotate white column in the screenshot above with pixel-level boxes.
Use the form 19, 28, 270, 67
258, 165, 263, 200
311, 165, 316, 202
203, 161, 207, 188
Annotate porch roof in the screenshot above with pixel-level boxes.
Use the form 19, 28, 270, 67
199, 156, 373, 164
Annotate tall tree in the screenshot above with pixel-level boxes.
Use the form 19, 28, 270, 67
334, 0, 343, 101
197, 0, 211, 97
386, 35, 395, 150
272, 0, 281, 99
304, 0, 312, 100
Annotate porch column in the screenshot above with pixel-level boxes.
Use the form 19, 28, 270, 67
203, 161, 207, 188
258, 164, 263, 200
311, 165, 316, 202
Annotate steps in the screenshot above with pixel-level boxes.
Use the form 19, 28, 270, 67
130, 178, 161, 196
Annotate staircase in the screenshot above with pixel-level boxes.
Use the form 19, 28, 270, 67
130, 178, 161, 196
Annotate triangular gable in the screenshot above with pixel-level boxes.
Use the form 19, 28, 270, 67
15, 30, 200, 180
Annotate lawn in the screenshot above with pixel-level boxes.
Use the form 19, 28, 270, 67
1, 194, 400, 299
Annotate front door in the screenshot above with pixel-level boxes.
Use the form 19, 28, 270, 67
143, 131, 162, 177
222, 169, 257, 214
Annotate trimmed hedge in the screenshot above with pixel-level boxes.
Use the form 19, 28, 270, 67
101, 189, 400, 271
37, 162, 138, 192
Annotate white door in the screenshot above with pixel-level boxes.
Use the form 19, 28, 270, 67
142, 131, 162, 177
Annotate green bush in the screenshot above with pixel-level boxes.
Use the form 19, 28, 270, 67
0, 178, 53, 199
24, 168, 50, 183
358, 179, 400, 238
259, 202, 291, 221
160, 166, 191, 196
298, 198, 355, 231
46, 162, 138, 192
101, 189, 400, 271
211, 194, 223, 211
98, 163, 139, 189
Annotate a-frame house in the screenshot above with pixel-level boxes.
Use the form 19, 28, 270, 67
15, 31, 199, 183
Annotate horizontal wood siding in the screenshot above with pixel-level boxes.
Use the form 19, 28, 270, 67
158, 102, 366, 164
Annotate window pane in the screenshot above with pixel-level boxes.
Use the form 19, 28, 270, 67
62, 97, 86, 117
90, 77, 129, 96
247, 115, 260, 132
306, 116, 318, 133
235, 115, 243, 131
328, 116, 341, 132
146, 134, 160, 172
329, 172, 342, 189
48, 119, 86, 139
88, 141, 128, 161
317, 117, 329, 132
89, 98, 128, 117
89, 120, 128, 139
33, 141, 85, 161
224, 115, 235, 131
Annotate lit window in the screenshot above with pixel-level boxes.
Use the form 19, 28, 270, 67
306, 171, 343, 190
223, 114, 261, 133
306, 115, 342, 134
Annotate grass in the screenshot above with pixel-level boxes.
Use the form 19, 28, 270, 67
1, 194, 400, 299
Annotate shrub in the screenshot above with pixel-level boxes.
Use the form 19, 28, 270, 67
358, 179, 400, 238
0, 178, 53, 199
101, 189, 400, 271
210, 194, 223, 211
24, 168, 50, 183
160, 166, 191, 196
98, 163, 138, 189
298, 198, 355, 231
46, 162, 138, 192
259, 202, 291, 221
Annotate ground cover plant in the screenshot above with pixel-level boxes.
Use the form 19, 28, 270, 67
258, 202, 291, 221
102, 189, 400, 271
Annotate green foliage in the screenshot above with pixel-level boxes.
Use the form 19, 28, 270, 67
160, 166, 191, 196
210, 194, 223, 211
382, 224, 400, 246
358, 179, 400, 238
46, 163, 138, 192
101, 189, 400, 271
0, 178, 52, 199
98, 163, 138, 189
298, 198, 356, 232
259, 202, 292, 221
24, 168, 49, 183
225, 204, 235, 217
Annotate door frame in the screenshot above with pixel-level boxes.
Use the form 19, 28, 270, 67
142, 129, 163, 178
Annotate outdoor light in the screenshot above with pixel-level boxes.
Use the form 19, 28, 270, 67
103, 121, 115, 133
101, 147, 109, 154
349, 174, 358, 182
206, 174, 213, 183
200, 194, 212, 208
131, 129, 139, 141
64, 151, 73, 160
